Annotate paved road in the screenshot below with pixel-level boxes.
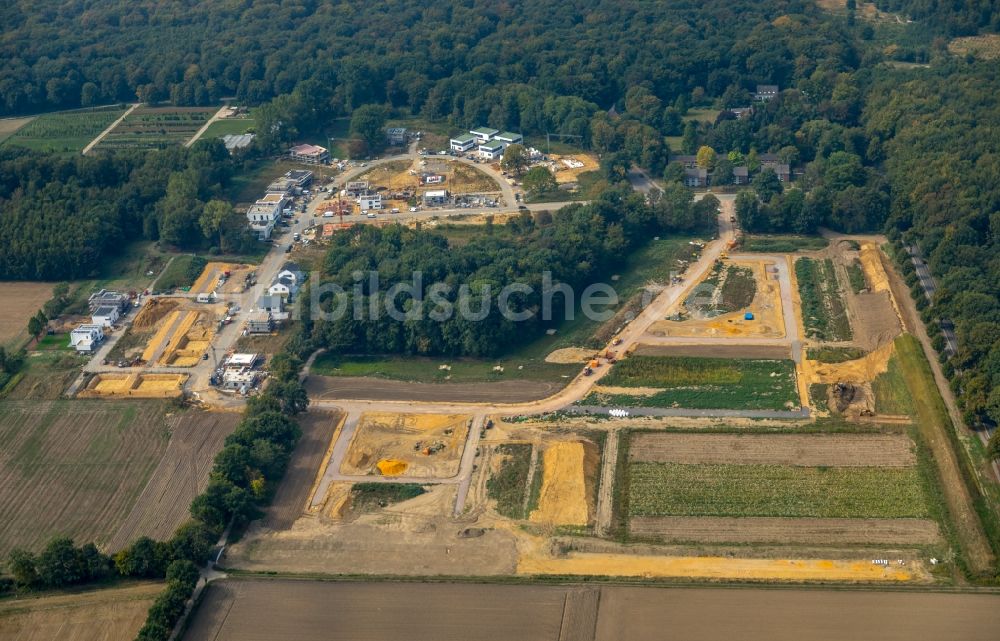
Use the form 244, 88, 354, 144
906, 244, 958, 356
81, 103, 139, 155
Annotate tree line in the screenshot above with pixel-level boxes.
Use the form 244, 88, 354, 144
307, 186, 716, 358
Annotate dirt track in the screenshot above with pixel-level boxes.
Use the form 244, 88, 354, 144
305, 375, 569, 403
628, 433, 916, 467
628, 516, 940, 545
184, 579, 1000, 641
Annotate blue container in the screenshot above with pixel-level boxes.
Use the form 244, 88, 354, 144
744, 312, 754, 320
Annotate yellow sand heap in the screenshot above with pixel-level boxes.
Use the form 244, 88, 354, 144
517, 552, 921, 582
141, 310, 180, 362
377, 459, 408, 476
529, 442, 589, 526
860, 242, 890, 292
803, 341, 895, 386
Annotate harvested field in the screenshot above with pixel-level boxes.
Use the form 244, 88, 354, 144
186, 580, 569, 641
183, 580, 1000, 641
628, 516, 940, 545
628, 433, 916, 467
0, 282, 54, 344
529, 442, 593, 526
107, 410, 240, 550
341, 413, 469, 478
0, 582, 163, 641
0, 117, 33, 143
306, 375, 568, 403
78, 372, 188, 398
626, 463, 929, 519
263, 409, 343, 530
0, 400, 170, 557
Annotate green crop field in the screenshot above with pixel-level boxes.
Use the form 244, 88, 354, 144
872, 352, 914, 415
2, 106, 127, 153
201, 117, 256, 139
587, 355, 799, 410
846, 258, 867, 293
311, 354, 577, 383
627, 462, 930, 519
95, 106, 215, 151
742, 235, 829, 253
486, 444, 532, 518
796, 257, 853, 341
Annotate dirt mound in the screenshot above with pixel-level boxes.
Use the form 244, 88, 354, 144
377, 459, 408, 476
804, 341, 894, 386
133, 298, 178, 329
544, 347, 595, 364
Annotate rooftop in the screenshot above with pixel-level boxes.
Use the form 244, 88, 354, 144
92, 305, 117, 316
288, 143, 327, 156
479, 142, 504, 150
470, 127, 499, 135
425, 189, 448, 198
451, 133, 476, 143
259, 193, 285, 203
496, 132, 521, 140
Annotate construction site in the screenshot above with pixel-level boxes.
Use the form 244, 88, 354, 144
340, 412, 471, 479
78, 372, 189, 398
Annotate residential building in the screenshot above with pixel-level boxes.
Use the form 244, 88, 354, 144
221, 367, 261, 392
268, 262, 305, 299
423, 189, 450, 206
733, 166, 749, 185
450, 133, 477, 153
257, 294, 288, 320
246, 193, 286, 240
755, 85, 779, 101
285, 169, 313, 187
359, 193, 383, 211
470, 127, 499, 144
345, 181, 370, 197
70, 324, 104, 353
670, 155, 698, 169
758, 153, 781, 167
91, 305, 120, 328
266, 176, 297, 196
683, 167, 708, 188
728, 107, 753, 120
774, 164, 791, 183
386, 127, 407, 145
245, 310, 273, 334
478, 141, 505, 161
221, 133, 255, 153
88, 289, 129, 313
495, 132, 523, 146
288, 143, 329, 164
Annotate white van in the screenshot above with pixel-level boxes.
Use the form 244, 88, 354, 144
391, 208, 400, 214
366, 212, 377, 219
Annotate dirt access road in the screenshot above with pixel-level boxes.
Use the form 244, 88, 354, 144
81, 103, 138, 155
184, 578, 1000, 641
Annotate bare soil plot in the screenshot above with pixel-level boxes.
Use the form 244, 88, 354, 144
628, 516, 940, 545
185, 580, 569, 641
341, 412, 469, 478
647, 259, 785, 339
0, 282, 54, 345
0, 400, 170, 557
107, 410, 240, 550
78, 372, 188, 399
190, 261, 254, 295
0, 582, 163, 641
262, 409, 343, 530
628, 433, 916, 467
305, 375, 567, 403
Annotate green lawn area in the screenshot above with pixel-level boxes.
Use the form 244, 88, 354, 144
1, 105, 127, 154
154, 255, 206, 292
310, 353, 578, 383
1, 351, 85, 400
586, 355, 799, 410
743, 235, 829, 253
872, 352, 915, 415
627, 462, 930, 518
33, 333, 74, 351
200, 117, 256, 139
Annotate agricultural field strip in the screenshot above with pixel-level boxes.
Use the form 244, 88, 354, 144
628, 516, 941, 545
0, 401, 169, 557
628, 433, 916, 467
627, 463, 929, 519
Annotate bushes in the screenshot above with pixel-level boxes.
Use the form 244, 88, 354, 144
134, 560, 200, 641
5, 538, 112, 591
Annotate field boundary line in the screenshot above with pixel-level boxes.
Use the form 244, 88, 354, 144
82, 102, 139, 155
304, 411, 348, 513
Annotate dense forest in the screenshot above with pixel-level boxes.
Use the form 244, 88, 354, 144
308, 187, 716, 356
0, 0, 852, 118
873, 0, 1000, 34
